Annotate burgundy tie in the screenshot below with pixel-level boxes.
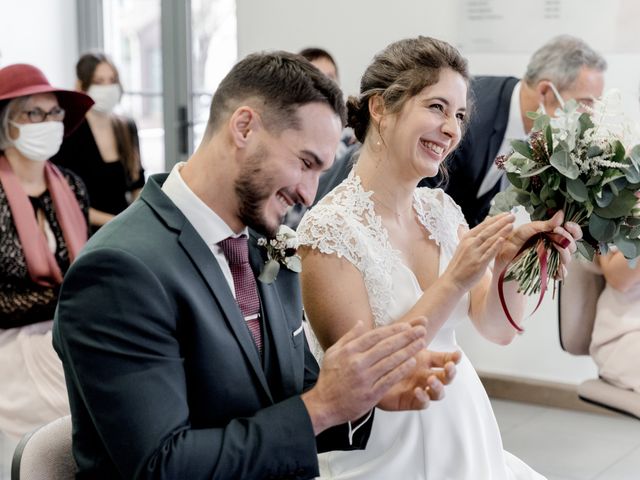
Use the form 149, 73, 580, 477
219, 236, 263, 355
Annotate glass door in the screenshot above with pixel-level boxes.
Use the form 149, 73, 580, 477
85, 0, 237, 174
190, 0, 237, 147
103, 0, 164, 175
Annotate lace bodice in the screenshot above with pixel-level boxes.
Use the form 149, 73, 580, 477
297, 174, 467, 359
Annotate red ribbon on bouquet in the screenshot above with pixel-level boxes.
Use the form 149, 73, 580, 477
498, 232, 571, 333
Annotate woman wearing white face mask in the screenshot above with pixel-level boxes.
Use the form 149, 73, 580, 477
53, 52, 144, 233
0, 63, 92, 447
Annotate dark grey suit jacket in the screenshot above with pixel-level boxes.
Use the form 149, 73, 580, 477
53, 174, 371, 479
423, 76, 519, 227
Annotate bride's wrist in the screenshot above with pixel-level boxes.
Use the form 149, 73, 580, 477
438, 271, 469, 297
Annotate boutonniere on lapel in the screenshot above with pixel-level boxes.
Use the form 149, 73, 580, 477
257, 224, 302, 283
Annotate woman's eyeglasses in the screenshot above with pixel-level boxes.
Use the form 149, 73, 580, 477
20, 107, 66, 123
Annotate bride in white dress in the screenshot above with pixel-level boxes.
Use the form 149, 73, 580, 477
296, 37, 581, 480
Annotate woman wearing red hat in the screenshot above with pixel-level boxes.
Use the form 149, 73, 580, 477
0, 63, 93, 442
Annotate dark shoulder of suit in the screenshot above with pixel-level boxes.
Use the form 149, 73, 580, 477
313, 143, 360, 206
437, 76, 519, 227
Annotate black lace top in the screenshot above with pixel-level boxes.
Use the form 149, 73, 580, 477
0, 166, 89, 329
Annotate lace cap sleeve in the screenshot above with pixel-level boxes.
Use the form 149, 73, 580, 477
297, 201, 366, 269
298, 174, 387, 269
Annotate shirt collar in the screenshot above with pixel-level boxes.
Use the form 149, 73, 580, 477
504, 81, 527, 143
161, 162, 248, 245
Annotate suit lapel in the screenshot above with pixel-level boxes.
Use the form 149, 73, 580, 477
141, 176, 273, 401
484, 77, 518, 175
249, 239, 297, 398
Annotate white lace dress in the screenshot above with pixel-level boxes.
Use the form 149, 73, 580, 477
297, 174, 546, 480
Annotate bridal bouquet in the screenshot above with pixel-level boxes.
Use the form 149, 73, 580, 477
491, 92, 640, 328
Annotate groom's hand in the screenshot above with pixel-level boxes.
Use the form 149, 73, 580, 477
377, 349, 461, 411
301, 320, 427, 435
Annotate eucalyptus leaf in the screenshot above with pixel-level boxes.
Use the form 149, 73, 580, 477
545, 125, 554, 155
601, 169, 625, 186
613, 140, 626, 163
594, 189, 638, 219
576, 241, 595, 261
550, 174, 562, 190
585, 174, 602, 187
613, 176, 628, 192
578, 113, 594, 136
585, 200, 594, 216
550, 150, 579, 179
586, 145, 604, 158
614, 236, 639, 259
490, 190, 519, 214
533, 114, 550, 132
516, 191, 531, 206
511, 140, 533, 160
629, 144, 640, 167
530, 192, 541, 207
540, 183, 550, 202
531, 204, 548, 221
594, 188, 613, 208
566, 178, 588, 202
506, 172, 523, 189
623, 164, 640, 183
589, 214, 617, 242
521, 164, 552, 178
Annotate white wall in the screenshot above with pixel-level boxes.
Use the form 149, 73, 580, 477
238, 0, 640, 385
237, 0, 459, 99
0, 0, 78, 89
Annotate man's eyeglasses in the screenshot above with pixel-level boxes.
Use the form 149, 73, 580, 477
20, 107, 66, 123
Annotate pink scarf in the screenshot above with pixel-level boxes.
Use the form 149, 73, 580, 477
0, 155, 87, 287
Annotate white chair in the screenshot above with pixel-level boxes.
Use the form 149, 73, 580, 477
558, 259, 640, 419
11, 415, 76, 480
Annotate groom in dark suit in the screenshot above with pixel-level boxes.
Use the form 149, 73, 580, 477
53, 51, 458, 479
423, 35, 606, 227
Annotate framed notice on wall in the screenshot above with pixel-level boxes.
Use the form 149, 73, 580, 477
458, 0, 640, 53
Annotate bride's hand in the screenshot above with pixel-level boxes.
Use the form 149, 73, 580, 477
377, 349, 461, 411
494, 211, 583, 274
443, 213, 515, 292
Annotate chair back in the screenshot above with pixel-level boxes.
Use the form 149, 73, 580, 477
11, 415, 76, 480
558, 258, 605, 355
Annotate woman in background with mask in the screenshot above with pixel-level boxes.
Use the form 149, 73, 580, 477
0, 63, 91, 444
53, 52, 144, 232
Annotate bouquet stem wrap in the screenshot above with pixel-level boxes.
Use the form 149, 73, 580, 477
498, 231, 570, 332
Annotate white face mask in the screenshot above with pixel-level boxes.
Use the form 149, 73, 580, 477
9, 121, 64, 162
87, 84, 121, 113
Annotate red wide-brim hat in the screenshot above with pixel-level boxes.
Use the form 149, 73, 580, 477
0, 63, 94, 137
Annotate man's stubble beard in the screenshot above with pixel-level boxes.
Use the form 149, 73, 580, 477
234, 144, 283, 237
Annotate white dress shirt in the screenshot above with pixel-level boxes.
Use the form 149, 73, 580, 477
161, 162, 246, 298
476, 81, 527, 198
